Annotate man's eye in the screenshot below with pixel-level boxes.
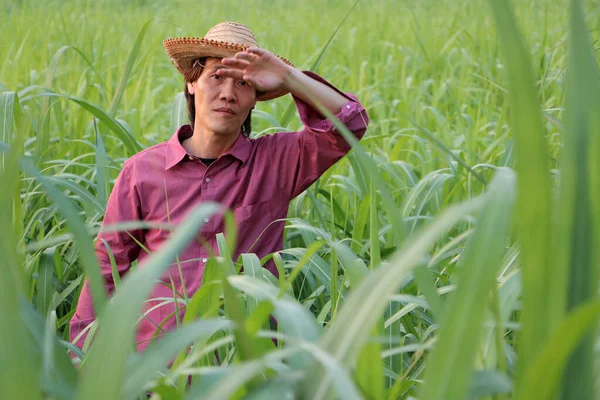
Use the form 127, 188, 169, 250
238, 81, 248, 86
211, 74, 220, 79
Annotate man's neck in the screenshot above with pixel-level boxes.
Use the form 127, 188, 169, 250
184, 126, 239, 159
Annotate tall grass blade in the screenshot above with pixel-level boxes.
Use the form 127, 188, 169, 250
170, 91, 188, 134
421, 168, 516, 400
401, 116, 485, 184
280, 0, 361, 127
300, 196, 484, 399
35, 93, 141, 154
76, 203, 219, 400
556, 0, 600, 398
36, 248, 55, 317
124, 319, 233, 399
94, 120, 110, 206
228, 275, 321, 343
20, 159, 108, 318
355, 324, 384, 399
0, 139, 42, 400
20, 300, 78, 390
37, 45, 81, 161
520, 301, 600, 400
486, 0, 555, 387
311, 103, 407, 244
0, 91, 18, 169
108, 21, 151, 116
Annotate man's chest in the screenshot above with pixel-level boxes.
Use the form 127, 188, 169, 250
135, 157, 288, 233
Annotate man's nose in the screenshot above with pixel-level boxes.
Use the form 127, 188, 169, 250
220, 79, 237, 103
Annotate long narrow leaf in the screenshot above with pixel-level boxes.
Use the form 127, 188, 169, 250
556, 1, 600, 398
300, 194, 484, 398
421, 168, 516, 400
486, 0, 555, 386
520, 301, 600, 400
0, 139, 41, 400
76, 202, 219, 400
35, 93, 141, 154
108, 21, 151, 116
280, 0, 361, 127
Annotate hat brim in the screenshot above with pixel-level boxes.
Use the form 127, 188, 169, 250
163, 37, 294, 101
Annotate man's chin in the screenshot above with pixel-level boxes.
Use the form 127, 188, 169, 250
211, 127, 242, 137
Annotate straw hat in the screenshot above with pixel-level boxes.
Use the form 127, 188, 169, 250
163, 22, 294, 101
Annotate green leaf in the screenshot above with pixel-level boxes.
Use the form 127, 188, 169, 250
469, 370, 512, 397
36, 247, 55, 317
242, 253, 264, 314
350, 194, 370, 254
244, 376, 300, 400
556, 1, 600, 399
0, 92, 19, 166
421, 168, 516, 400
93, 120, 110, 206
355, 324, 384, 400
108, 20, 151, 116
311, 105, 407, 246
75, 202, 219, 400
35, 93, 141, 154
124, 319, 233, 399
300, 194, 483, 399
0, 92, 17, 138
20, 158, 108, 320
170, 91, 189, 135
0, 138, 42, 400
37, 45, 98, 161
280, 0, 361, 127
21, 299, 78, 397
519, 301, 600, 400
486, 0, 555, 387
228, 276, 321, 343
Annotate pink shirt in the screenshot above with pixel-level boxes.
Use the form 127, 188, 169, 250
70, 72, 369, 352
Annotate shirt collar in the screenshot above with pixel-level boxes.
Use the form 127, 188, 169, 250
165, 125, 252, 170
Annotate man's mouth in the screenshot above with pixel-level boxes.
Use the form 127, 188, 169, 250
214, 107, 236, 115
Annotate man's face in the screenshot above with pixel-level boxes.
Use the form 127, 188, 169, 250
187, 57, 257, 137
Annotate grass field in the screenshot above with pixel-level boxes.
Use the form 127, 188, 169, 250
1, 0, 600, 398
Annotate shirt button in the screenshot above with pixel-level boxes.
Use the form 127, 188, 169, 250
202, 258, 208, 263
188, 155, 193, 160
203, 217, 209, 223
346, 104, 351, 109
205, 177, 211, 183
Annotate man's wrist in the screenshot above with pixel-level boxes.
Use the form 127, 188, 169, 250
281, 66, 304, 96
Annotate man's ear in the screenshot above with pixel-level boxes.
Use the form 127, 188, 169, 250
187, 81, 195, 95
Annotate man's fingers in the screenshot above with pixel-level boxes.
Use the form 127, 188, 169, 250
222, 58, 251, 69
234, 52, 255, 63
246, 47, 265, 56
216, 68, 245, 80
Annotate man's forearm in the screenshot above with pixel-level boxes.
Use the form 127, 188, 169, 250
283, 67, 349, 115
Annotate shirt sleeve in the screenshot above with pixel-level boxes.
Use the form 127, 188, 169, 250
69, 160, 144, 349
265, 71, 370, 199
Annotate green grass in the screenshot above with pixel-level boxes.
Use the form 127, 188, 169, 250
1, 0, 600, 398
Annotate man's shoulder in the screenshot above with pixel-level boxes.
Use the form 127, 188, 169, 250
123, 141, 168, 170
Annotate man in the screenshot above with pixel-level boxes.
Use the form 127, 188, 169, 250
70, 21, 369, 353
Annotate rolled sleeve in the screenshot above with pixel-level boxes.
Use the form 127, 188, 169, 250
265, 71, 370, 199
293, 70, 368, 136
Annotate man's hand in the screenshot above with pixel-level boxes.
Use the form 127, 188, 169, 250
219, 47, 293, 93
221, 47, 349, 115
